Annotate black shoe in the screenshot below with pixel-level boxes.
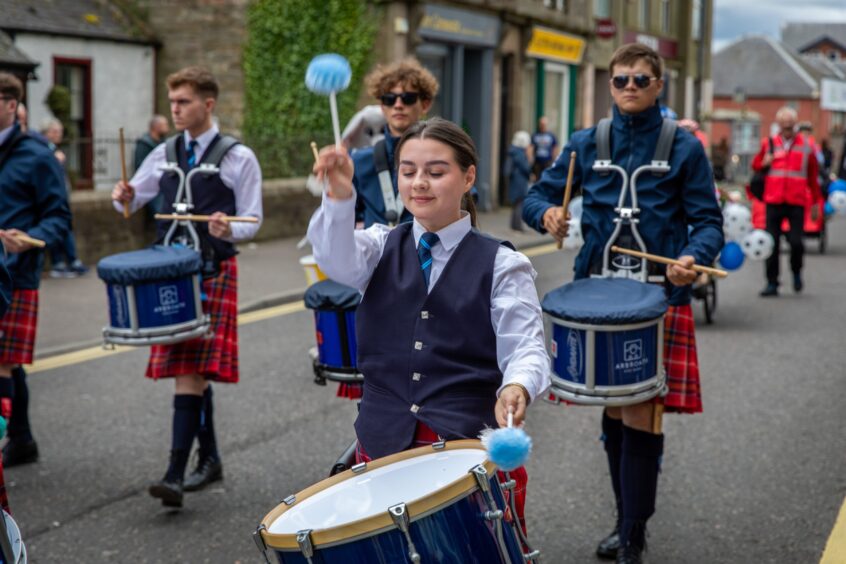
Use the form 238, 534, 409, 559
759, 283, 779, 297
2, 439, 39, 467
183, 456, 223, 492
793, 273, 803, 293
596, 528, 620, 560
616, 545, 644, 564
149, 478, 183, 507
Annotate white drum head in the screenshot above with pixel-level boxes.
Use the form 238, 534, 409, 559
2, 511, 24, 564
268, 448, 486, 534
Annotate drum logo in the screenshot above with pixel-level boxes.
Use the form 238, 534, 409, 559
154, 285, 185, 315
566, 329, 583, 380
623, 339, 642, 362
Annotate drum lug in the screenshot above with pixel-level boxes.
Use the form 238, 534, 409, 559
431, 440, 446, 450
499, 478, 516, 491
523, 549, 542, 562
296, 528, 315, 561
388, 503, 421, 563
283, 494, 296, 506
351, 462, 367, 474
484, 509, 504, 521
471, 464, 491, 493
252, 524, 271, 564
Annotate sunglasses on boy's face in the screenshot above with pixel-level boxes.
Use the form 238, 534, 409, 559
380, 92, 420, 106
611, 74, 658, 90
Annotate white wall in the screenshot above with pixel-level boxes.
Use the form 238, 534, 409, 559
14, 33, 155, 189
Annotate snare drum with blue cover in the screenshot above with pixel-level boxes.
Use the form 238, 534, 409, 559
542, 278, 668, 406
97, 246, 209, 346
304, 280, 362, 383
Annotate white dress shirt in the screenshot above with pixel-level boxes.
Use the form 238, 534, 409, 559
307, 192, 551, 402
113, 125, 263, 242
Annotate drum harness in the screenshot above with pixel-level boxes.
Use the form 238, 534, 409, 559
592, 117, 677, 284
372, 139, 405, 226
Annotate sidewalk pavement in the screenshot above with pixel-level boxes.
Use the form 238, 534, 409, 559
37, 208, 553, 358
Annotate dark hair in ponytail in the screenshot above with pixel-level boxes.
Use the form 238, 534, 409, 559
395, 117, 479, 227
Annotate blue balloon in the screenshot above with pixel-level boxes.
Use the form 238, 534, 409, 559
825, 201, 836, 216
718, 241, 745, 271
305, 53, 352, 95
830, 179, 846, 193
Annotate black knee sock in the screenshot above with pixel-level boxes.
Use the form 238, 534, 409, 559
197, 385, 220, 462
620, 425, 664, 550
601, 410, 624, 529
165, 394, 203, 483
8, 366, 32, 443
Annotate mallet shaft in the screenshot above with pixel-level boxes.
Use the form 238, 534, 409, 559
119, 128, 130, 219
610, 246, 728, 278
154, 214, 259, 224
556, 151, 578, 250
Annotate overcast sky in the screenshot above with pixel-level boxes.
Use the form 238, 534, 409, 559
713, 0, 846, 52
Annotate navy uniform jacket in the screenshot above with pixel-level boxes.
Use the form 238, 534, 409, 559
352, 127, 413, 228
523, 104, 723, 305
0, 124, 71, 289
0, 261, 10, 317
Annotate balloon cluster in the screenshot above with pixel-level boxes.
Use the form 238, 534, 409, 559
828, 179, 846, 217
717, 202, 774, 271
562, 196, 584, 249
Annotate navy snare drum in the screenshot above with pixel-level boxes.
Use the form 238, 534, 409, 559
97, 245, 210, 346
542, 277, 668, 406
303, 280, 363, 384
254, 440, 531, 564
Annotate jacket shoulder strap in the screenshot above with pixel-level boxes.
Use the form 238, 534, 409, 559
202, 135, 240, 167
595, 118, 612, 162
372, 139, 403, 224
164, 135, 180, 164
650, 118, 678, 177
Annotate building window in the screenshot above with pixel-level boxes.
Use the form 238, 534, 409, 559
544, 0, 566, 11
594, 0, 611, 18
692, 0, 702, 39
54, 57, 93, 188
660, 0, 670, 34
639, 0, 650, 30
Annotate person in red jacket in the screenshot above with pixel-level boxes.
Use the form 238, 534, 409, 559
751, 107, 819, 297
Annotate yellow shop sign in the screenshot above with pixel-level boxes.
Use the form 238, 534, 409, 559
527, 27, 585, 64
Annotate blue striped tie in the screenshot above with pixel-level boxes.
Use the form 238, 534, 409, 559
186, 139, 199, 169
417, 232, 440, 287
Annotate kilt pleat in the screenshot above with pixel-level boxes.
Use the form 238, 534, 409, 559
0, 290, 38, 365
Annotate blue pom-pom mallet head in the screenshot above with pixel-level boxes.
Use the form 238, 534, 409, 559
306, 54, 352, 147
480, 410, 532, 472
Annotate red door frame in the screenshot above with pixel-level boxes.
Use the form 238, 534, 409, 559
53, 56, 93, 189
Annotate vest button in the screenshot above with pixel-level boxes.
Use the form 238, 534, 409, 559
410, 404, 420, 413
412, 372, 421, 381
421, 311, 429, 319
414, 341, 423, 350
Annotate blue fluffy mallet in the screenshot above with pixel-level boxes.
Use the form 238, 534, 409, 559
479, 409, 532, 472
305, 53, 352, 147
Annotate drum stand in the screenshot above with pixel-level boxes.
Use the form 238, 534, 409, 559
161, 163, 221, 251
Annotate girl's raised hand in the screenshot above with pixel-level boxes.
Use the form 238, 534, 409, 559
314, 145, 354, 200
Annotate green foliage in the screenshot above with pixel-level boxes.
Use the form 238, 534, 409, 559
244, 0, 377, 178
44, 84, 78, 141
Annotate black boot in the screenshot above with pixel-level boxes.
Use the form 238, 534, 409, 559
597, 411, 623, 560
149, 452, 185, 508
184, 386, 223, 492
619, 426, 663, 563
184, 455, 223, 492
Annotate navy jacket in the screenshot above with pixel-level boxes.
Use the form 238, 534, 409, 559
354, 223, 502, 459
523, 104, 723, 305
0, 124, 71, 289
352, 127, 413, 228
0, 261, 10, 317
506, 145, 531, 204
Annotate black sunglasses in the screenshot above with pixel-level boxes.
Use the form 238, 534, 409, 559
611, 74, 657, 90
380, 92, 420, 106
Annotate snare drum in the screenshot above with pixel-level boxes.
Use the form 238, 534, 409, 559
303, 280, 363, 383
97, 246, 210, 346
0, 510, 26, 563
542, 277, 668, 406
254, 440, 528, 564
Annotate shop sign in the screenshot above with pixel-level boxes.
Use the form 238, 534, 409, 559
527, 26, 586, 64
821, 78, 846, 112
623, 31, 678, 59
595, 18, 617, 39
419, 4, 499, 47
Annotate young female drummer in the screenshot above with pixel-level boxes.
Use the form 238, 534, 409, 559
307, 117, 550, 527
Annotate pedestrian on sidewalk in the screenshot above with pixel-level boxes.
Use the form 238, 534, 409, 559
353, 58, 439, 228
505, 130, 532, 232
112, 66, 263, 508
308, 117, 550, 534
752, 107, 820, 297
40, 118, 89, 278
523, 43, 723, 563
0, 72, 72, 468
531, 116, 558, 178
134, 114, 170, 217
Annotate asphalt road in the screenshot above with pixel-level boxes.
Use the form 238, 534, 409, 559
10, 220, 846, 563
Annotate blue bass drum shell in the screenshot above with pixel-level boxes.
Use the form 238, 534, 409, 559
542, 278, 669, 406
305, 280, 361, 373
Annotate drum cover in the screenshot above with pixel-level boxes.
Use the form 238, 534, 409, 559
97, 245, 202, 285
542, 278, 667, 324
304, 280, 361, 311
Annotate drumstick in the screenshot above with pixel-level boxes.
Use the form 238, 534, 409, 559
11, 233, 46, 248
310, 141, 320, 163
610, 246, 728, 278
556, 151, 577, 250
119, 128, 130, 219
154, 214, 259, 223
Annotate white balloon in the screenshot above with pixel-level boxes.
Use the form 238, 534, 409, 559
567, 196, 583, 221
828, 190, 846, 216
741, 229, 775, 261
563, 218, 584, 249
723, 203, 753, 241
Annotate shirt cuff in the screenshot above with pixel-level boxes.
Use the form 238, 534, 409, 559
497, 375, 543, 404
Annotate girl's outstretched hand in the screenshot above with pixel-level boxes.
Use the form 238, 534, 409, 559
314, 145, 354, 200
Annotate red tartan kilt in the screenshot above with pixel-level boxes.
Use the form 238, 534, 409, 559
145, 257, 239, 383
0, 290, 38, 365
548, 303, 703, 414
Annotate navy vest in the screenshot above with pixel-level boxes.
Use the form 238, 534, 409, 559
354, 223, 504, 459
157, 134, 238, 268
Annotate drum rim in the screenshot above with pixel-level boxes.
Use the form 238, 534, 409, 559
259, 439, 495, 550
